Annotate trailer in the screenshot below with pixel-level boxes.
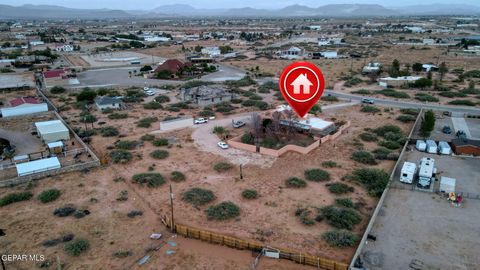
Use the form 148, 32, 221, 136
440, 176, 456, 193
416, 140, 426, 152
425, 140, 437, 154
438, 141, 452, 155
400, 161, 416, 184
418, 157, 435, 188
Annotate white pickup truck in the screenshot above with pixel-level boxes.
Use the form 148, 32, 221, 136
194, 118, 208, 124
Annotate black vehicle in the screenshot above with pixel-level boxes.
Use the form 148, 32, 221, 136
442, 125, 452, 134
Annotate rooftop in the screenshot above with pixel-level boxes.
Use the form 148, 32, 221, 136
9, 96, 39, 107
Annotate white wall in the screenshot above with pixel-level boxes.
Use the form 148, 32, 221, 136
160, 117, 193, 131
0, 103, 48, 118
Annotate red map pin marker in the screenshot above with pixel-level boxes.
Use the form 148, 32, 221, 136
278, 62, 325, 118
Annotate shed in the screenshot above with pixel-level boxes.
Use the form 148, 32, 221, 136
439, 176, 456, 193
16, 157, 61, 176
35, 120, 70, 143
47, 141, 64, 154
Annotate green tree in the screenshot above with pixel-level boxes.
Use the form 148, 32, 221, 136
438, 62, 448, 81
412, 62, 423, 73
389, 59, 400, 77
420, 110, 435, 137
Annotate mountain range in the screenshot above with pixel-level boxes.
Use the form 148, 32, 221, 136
0, 3, 479, 19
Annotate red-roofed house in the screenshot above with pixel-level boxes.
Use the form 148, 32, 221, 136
9, 97, 39, 107
154, 59, 189, 76
43, 69, 65, 79
42, 69, 73, 88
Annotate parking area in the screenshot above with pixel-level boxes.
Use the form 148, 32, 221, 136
361, 147, 480, 270
394, 149, 480, 193
465, 118, 480, 139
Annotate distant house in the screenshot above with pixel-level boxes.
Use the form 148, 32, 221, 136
318, 38, 330, 46
180, 85, 233, 106
54, 44, 74, 52
422, 64, 438, 72
362, 62, 382, 74
144, 35, 170, 42
451, 139, 480, 156
290, 74, 313, 94
280, 47, 304, 60
94, 96, 125, 111
321, 51, 338, 59
29, 40, 44, 46
404, 26, 425, 33
42, 69, 79, 87
154, 59, 188, 75
309, 25, 322, 30
201, 47, 221, 58
378, 76, 422, 87
279, 117, 337, 136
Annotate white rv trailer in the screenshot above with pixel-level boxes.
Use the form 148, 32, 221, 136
425, 140, 438, 154
416, 140, 426, 152
418, 157, 435, 188
438, 141, 452, 155
400, 161, 417, 184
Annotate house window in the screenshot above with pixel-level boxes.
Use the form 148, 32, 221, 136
211, 98, 214, 102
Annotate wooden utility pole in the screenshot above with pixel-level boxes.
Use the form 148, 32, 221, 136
240, 164, 243, 180
169, 184, 175, 233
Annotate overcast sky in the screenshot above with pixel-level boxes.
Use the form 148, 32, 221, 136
0, 0, 477, 10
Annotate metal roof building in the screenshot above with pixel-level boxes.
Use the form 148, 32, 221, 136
16, 157, 61, 177
35, 120, 70, 143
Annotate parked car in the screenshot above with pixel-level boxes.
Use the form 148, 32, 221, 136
232, 120, 246, 128
194, 118, 208, 124
145, 90, 155, 96
442, 125, 452, 134
361, 98, 375, 104
217, 141, 229, 149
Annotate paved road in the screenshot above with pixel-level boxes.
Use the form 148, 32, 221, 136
324, 90, 480, 115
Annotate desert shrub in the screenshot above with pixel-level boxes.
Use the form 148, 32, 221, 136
115, 140, 137, 150
230, 98, 243, 104
295, 208, 315, 226
150, 150, 169, 159
378, 140, 402, 150
109, 150, 132, 164
439, 91, 467, 98
415, 93, 439, 102
348, 168, 389, 197
170, 171, 186, 182
137, 117, 158, 128
140, 134, 155, 141
38, 188, 61, 203
254, 101, 269, 110
225, 76, 256, 87
76, 89, 97, 103
182, 188, 215, 206
53, 206, 76, 217
64, 239, 89, 256
241, 189, 258, 199
304, 169, 330, 182
127, 210, 143, 218
335, 198, 354, 208
215, 102, 236, 113
152, 138, 169, 147
376, 89, 409, 99
154, 95, 170, 103
213, 162, 233, 172
360, 105, 380, 113
373, 125, 402, 137
242, 99, 256, 107
73, 210, 86, 219
241, 133, 254, 144
322, 230, 358, 247
80, 114, 97, 123
100, 126, 119, 137
351, 151, 377, 165
320, 206, 361, 230
213, 126, 225, 134
285, 177, 307, 188
132, 173, 165, 187
351, 89, 371, 95
0, 192, 33, 206
113, 250, 132, 258
50, 86, 66, 94
344, 77, 362, 87
359, 132, 377, 142
399, 108, 419, 115
448, 100, 476, 106
322, 161, 338, 168
372, 147, 392, 160
259, 81, 278, 93
205, 201, 240, 220
328, 183, 354, 194
108, 113, 128, 120
321, 96, 339, 102
102, 107, 113, 114
396, 115, 416, 123
144, 101, 163, 110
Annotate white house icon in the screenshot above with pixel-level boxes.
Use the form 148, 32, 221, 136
290, 73, 313, 94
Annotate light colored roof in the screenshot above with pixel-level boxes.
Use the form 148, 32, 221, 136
47, 141, 64, 148
401, 161, 416, 173
35, 120, 68, 135
16, 157, 61, 177
380, 76, 422, 81
440, 176, 456, 186
298, 117, 334, 130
